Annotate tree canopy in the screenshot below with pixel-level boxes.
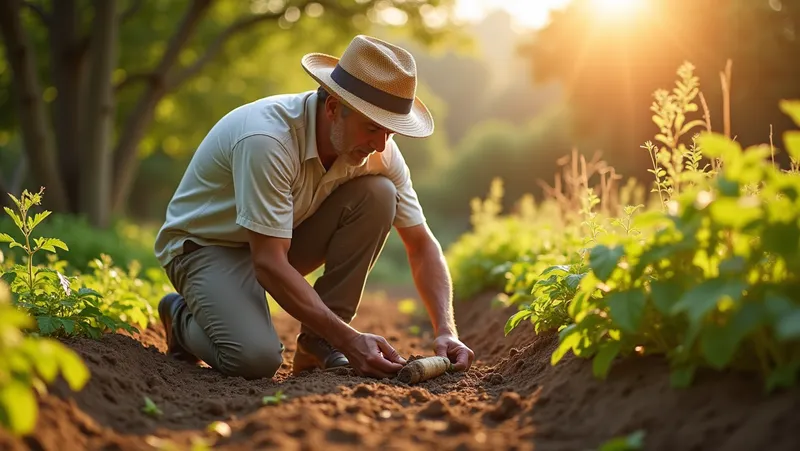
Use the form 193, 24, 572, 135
0, 0, 464, 226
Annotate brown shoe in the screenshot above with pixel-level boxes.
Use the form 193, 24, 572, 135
157, 293, 200, 364
292, 333, 350, 375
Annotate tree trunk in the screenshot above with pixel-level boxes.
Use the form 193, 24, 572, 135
110, 0, 213, 214
0, 0, 68, 210
49, 0, 83, 213
80, 0, 118, 228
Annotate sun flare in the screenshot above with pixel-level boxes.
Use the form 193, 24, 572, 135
590, 0, 644, 15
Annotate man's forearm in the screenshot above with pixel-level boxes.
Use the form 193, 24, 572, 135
408, 242, 457, 337
254, 260, 358, 349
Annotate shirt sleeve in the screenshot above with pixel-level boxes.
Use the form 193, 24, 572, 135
231, 134, 295, 238
382, 140, 427, 228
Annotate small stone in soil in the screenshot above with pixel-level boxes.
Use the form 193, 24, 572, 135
409, 388, 429, 402
417, 399, 450, 418
352, 384, 374, 398
486, 391, 522, 422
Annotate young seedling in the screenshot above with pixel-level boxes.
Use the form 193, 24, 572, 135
143, 396, 163, 417
262, 390, 287, 406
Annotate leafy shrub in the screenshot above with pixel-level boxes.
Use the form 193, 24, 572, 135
1, 189, 140, 337
0, 279, 90, 435
0, 213, 161, 273
499, 63, 800, 391
445, 178, 571, 300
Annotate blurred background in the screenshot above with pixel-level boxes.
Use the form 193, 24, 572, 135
1, 0, 798, 289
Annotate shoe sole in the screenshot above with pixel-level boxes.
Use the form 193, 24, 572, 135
158, 294, 199, 364
291, 349, 350, 376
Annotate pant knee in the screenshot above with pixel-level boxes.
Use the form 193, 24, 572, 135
216, 341, 283, 380
358, 176, 397, 224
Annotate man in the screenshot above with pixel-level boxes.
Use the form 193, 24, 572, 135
153, 35, 475, 380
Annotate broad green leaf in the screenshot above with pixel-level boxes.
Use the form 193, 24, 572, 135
708, 198, 762, 230
0, 380, 38, 435
35, 238, 69, 253
6, 193, 20, 209
672, 278, 747, 323
650, 280, 682, 315
776, 309, 800, 340
784, 131, 800, 161
76, 287, 103, 298
27, 211, 51, 232
36, 316, 59, 335
552, 324, 580, 365
59, 318, 76, 335
605, 289, 646, 333
0, 233, 14, 243
99, 316, 118, 331
700, 303, 765, 369
592, 342, 621, 380
697, 132, 741, 160
504, 309, 533, 336
56, 347, 90, 391
539, 265, 571, 277
780, 99, 800, 127
24, 341, 59, 381
4, 207, 23, 230
565, 273, 586, 290
589, 245, 625, 282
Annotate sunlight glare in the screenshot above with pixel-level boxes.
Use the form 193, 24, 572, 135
591, 0, 643, 15
454, 0, 571, 30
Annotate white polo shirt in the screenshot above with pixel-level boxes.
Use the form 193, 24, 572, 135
153, 90, 426, 267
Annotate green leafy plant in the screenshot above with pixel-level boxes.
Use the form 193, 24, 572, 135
143, 396, 163, 417
491, 62, 800, 392
0, 189, 137, 338
509, 98, 800, 391
262, 390, 287, 406
597, 429, 646, 451
0, 279, 90, 435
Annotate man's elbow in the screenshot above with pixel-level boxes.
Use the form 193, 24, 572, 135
252, 254, 285, 285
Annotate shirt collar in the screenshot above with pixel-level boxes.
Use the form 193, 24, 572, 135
303, 90, 320, 162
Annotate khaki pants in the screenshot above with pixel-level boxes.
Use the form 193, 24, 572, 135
164, 175, 397, 379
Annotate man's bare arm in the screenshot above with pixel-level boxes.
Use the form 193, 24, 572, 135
396, 223, 456, 335
397, 223, 474, 370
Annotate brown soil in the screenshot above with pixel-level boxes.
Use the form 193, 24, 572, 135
2, 290, 799, 451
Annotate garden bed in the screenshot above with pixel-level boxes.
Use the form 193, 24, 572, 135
1, 291, 798, 450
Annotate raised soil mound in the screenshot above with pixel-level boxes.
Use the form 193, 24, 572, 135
1, 290, 799, 450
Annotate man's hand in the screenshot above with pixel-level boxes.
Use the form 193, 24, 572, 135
433, 334, 475, 371
340, 332, 407, 379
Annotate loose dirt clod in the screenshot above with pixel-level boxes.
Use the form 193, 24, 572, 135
397, 356, 451, 384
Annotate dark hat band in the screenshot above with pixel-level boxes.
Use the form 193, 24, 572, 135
330, 64, 413, 115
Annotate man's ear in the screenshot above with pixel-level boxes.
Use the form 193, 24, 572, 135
324, 95, 339, 121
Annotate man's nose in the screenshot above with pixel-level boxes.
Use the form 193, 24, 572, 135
370, 133, 390, 152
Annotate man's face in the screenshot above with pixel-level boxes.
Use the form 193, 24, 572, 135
329, 102, 394, 167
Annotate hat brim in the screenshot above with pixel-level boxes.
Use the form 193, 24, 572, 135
301, 53, 434, 139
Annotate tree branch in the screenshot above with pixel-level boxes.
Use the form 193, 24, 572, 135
114, 71, 153, 93
111, 0, 213, 212
22, 0, 50, 28
169, 9, 289, 88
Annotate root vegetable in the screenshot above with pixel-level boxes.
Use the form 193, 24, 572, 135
397, 356, 452, 384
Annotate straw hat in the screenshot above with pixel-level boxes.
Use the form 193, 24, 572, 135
301, 35, 434, 138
